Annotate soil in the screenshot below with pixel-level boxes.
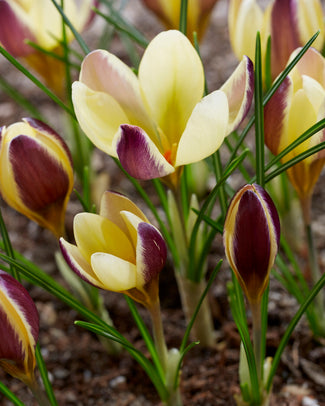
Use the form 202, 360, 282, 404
0, 1, 325, 405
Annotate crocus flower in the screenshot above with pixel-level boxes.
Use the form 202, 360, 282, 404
228, 0, 324, 82
60, 191, 167, 307
72, 30, 254, 188
140, 0, 220, 41
264, 47, 325, 220
0, 270, 39, 387
223, 184, 280, 304
0, 0, 96, 95
0, 118, 74, 238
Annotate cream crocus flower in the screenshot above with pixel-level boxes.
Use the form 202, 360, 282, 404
0, 118, 74, 238
228, 0, 324, 81
140, 0, 220, 41
60, 191, 167, 307
0, 270, 39, 387
264, 48, 325, 220
72, 30, 254, 188
0, 0, 96, 94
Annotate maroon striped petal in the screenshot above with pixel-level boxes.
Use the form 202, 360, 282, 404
9, 135, 70, 213
264, 76, 293, 155
116, 124, 174, 180
23, 118, 72, 165
0, 1, 35, 57
270, 0, 300, 79
136, 222, 167, 287
0, 270, 39, 383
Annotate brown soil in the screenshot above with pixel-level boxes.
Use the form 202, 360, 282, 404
0, 1, 325, 405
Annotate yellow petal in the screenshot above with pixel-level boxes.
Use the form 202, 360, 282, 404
139, 30, 204, 147
99, 191, 148, 236
91, 253, 137, 291
297, 0, 324, 51
228, 0, 263, 61
72, 82, 129, 157
175, 90, 229, 166
74, 213, 135, 264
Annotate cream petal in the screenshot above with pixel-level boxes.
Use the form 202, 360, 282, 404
59, 238, 105, 288
175, 90, 229, 166
72, 81, 129, 157
220, 56, 254, 134
228, 0, 263, 61
99, 191, 148, 235
302, 75, 325, 115
296, 0, 324, 51
91, 253, 137, 291
139, 30, 204, 146
74, 213, 135, 264
79, 49, 153, 132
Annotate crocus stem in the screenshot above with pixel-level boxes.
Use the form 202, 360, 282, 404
301, 196, 325, 335
148, 300, 183, 406
28, 379, 51, 406
176, 274, 215, 347
148, 299, 168, 373
250, 301, 263, 386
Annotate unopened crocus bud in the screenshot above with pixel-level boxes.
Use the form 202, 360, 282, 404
0, 118, 74, 238
0, 0, 97, 95
60, 191, 167, 308
223, 184, 280, 304
141, 0, 219, 41
0, 270, 39, 387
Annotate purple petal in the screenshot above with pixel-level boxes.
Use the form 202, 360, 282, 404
0, 1, 35, 57
137, 222, 167, 285
0, 270, 39, 366
116, 124, 174, 180
9, 135, 70, 212
23, 118, 72, 165
270, 0, 300, 78
264, 76, 292, 155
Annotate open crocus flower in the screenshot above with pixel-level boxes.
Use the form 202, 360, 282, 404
140, 0, 220, 41
60, 191, 167, 307
228, 0, 324, 82
223, 184, 280, 304
0, 0, 96, 95
0, 270, 39, 387
0, 118, 74, 238
72, 30, 254, 188
264, 47, 325, 220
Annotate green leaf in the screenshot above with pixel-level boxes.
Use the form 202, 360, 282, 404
124, 296, 165, 381
0, 381, 25, 406
254, 31, 265, 188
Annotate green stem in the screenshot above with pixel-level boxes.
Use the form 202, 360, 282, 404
148, 299, 168, 374
250, 301, 263, 387
28, 378, 51, 406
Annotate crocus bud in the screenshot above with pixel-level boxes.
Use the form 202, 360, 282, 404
223, 184, 280, 304
228, 0, 325, 82
0, 0, 97, 95
0, 270, 39, 387
60, 191, 167, 308
141, 0, 219, 41
0, 118, 74, 238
